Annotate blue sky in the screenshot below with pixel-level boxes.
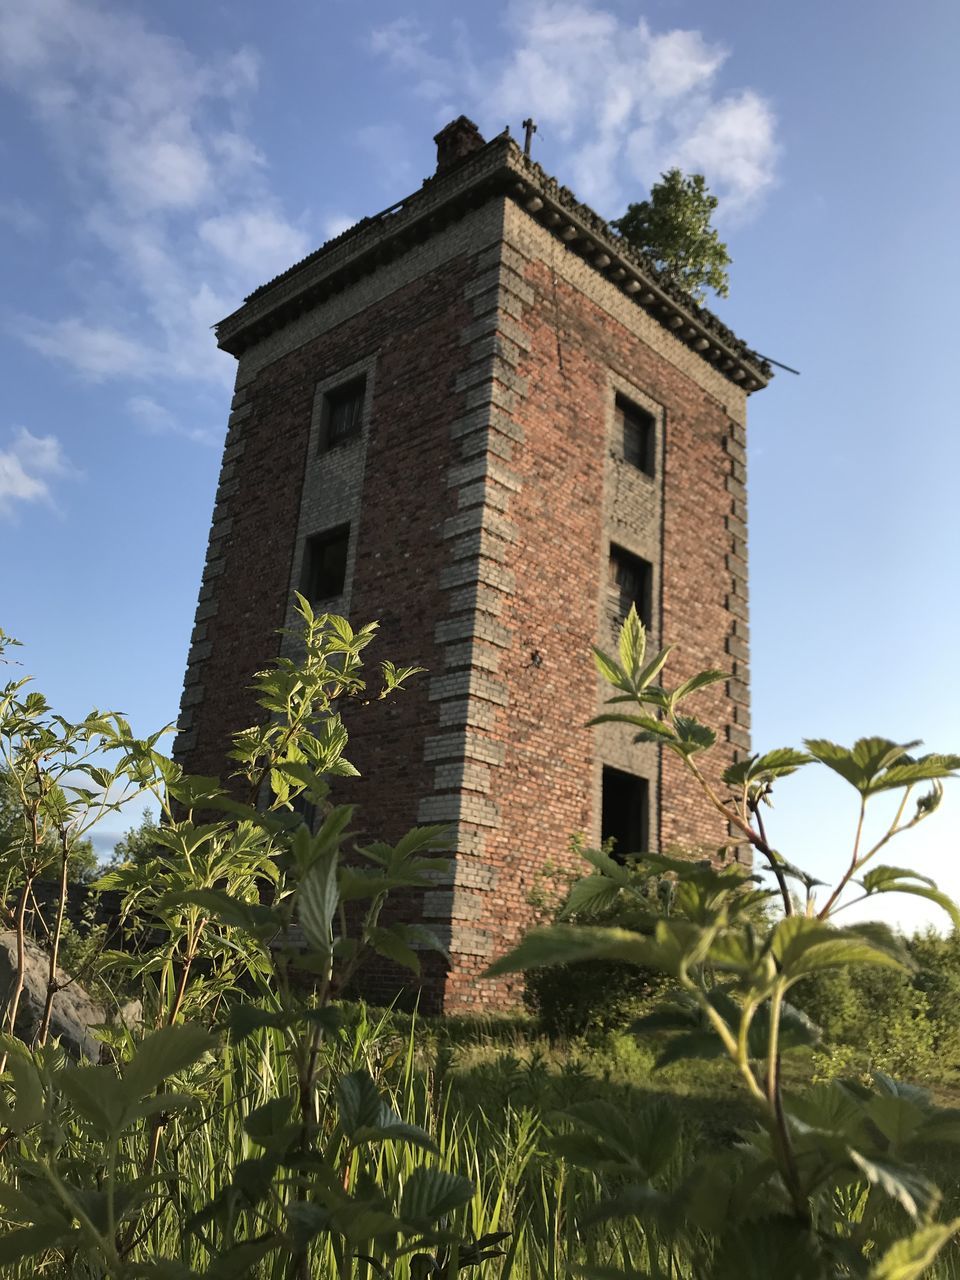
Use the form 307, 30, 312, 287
1, 0, 958, 926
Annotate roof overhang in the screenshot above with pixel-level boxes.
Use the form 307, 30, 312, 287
215, 135, 771, 393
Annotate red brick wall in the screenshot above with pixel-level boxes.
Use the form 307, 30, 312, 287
181, 257, 477, 845
443, 253, 743, 1009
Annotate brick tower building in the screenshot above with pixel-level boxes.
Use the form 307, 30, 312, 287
173, 117, 770, 1010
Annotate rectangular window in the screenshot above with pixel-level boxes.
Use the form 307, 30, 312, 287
303, 525, 350, 601
614, 394, 655, 475
601, 766, 649, 860
321, 377, 366, 449
609, 544, 652, 626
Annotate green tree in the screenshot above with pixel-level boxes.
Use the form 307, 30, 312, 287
612, 168, 731, 303
108, 807, 161, 867
0, 767, 97, 884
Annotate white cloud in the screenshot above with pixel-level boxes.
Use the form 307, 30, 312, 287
127, 395, 219, 446
0, 0, 316, 390
198, 209, 310, 278
0, 426, 67, 517
20, 317, 153, 380
370, 0, 779, 219
323, 214, 357, 241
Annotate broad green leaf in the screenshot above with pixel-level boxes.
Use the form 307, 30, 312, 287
400, 1167, 474, 1228
872, 755, 960, 792
802, 737, 949, 796
298, 851, 338, 951
331, 1204, 402, 1242
122, 1024, 216, 1104
160, 889, 262, 931
560, 875, 622, 918
592, 647, 630, 692
224, 1005, 292, 1042
618, 604, 647, 679
865, 1095, 926, 1149
673, 715, 716, 756
369, 925, 420, 974
749, 1000, 821, 1055
654, 1031, 727, 1069
485, 925, 657, 977
580, 846, 634, 884
868, 1219, 960, 1279
337, 1070, 384, 1136
243, 1096, 295, 1147
671, 669, 727, 703
710, 1216, 828, 1280
588, 713, 678, 743
580, 1182, 666, 1227
7, 1051, 44, 1133
786, 1082, 872, 1141
771, 916, 907, 982
285, 1201, 333, 1251
635, 645, 674, 692
167, 775, 224, 808
402, 924, 451, 963
848, 1150, 940, 1221
859, 866, 960, 928
57, 1064, 126, 1135
353, 1113, 438, 1152
723, 748, 812, 787
205, 1238, 282, 1279
309, 805, 355, 863
0, 1225, 78, 1265
558, 1099, 681, 1179
128, 1091, 200, 1124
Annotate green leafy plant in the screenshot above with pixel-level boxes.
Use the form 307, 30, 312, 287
489, 605, 960, 1278
612, 169, 732, 303
0, 604, 493, 1277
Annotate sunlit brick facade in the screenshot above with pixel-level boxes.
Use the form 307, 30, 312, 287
174, 118, 770, 1010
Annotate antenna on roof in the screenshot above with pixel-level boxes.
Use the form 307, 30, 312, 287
753, 352, 801, 375
522, 118, 538, 157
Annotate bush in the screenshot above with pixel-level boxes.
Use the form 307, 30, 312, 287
523, 843, 672, 1037
794, 930, 960, 1081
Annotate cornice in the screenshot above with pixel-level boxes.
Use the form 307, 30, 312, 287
215, 134, 771, 392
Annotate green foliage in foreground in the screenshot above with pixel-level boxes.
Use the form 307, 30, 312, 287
0, 603, 959, 1277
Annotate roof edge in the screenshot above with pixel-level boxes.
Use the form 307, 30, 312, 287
215, 134, 771, 391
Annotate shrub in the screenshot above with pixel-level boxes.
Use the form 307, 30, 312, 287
523, 845, 672, 1037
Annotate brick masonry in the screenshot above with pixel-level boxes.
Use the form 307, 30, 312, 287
174, 131, 763, 1011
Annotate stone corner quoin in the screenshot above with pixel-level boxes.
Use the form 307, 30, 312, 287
172, 115, 769, 1013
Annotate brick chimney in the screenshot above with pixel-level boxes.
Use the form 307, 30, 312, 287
434, 116, 485, 175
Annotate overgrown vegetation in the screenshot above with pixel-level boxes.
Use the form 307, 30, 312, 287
0, 603, 959, 1277
612, 168, 732, 303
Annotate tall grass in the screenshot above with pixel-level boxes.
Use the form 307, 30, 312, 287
10, 1007, 960, 1276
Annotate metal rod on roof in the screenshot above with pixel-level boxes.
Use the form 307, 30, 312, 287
522, 118, 538, 156
754, 352, 801, 375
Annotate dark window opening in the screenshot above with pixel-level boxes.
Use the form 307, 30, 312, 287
322, 377, 366, 449
602, 767, 649, 860
303, 525, 350, 601
609, 544, 652, 626
614, 394, 655, 475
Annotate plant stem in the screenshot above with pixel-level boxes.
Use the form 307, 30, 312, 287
1, 876, 34, 1074
686, 757, 793, 916
765, 982, 806, 1220
36, 829, 71, 1047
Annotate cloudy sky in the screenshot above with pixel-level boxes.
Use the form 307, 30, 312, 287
2, 0, 959, 922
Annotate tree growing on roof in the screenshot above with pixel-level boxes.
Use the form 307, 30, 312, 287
612, 169, 731, 304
